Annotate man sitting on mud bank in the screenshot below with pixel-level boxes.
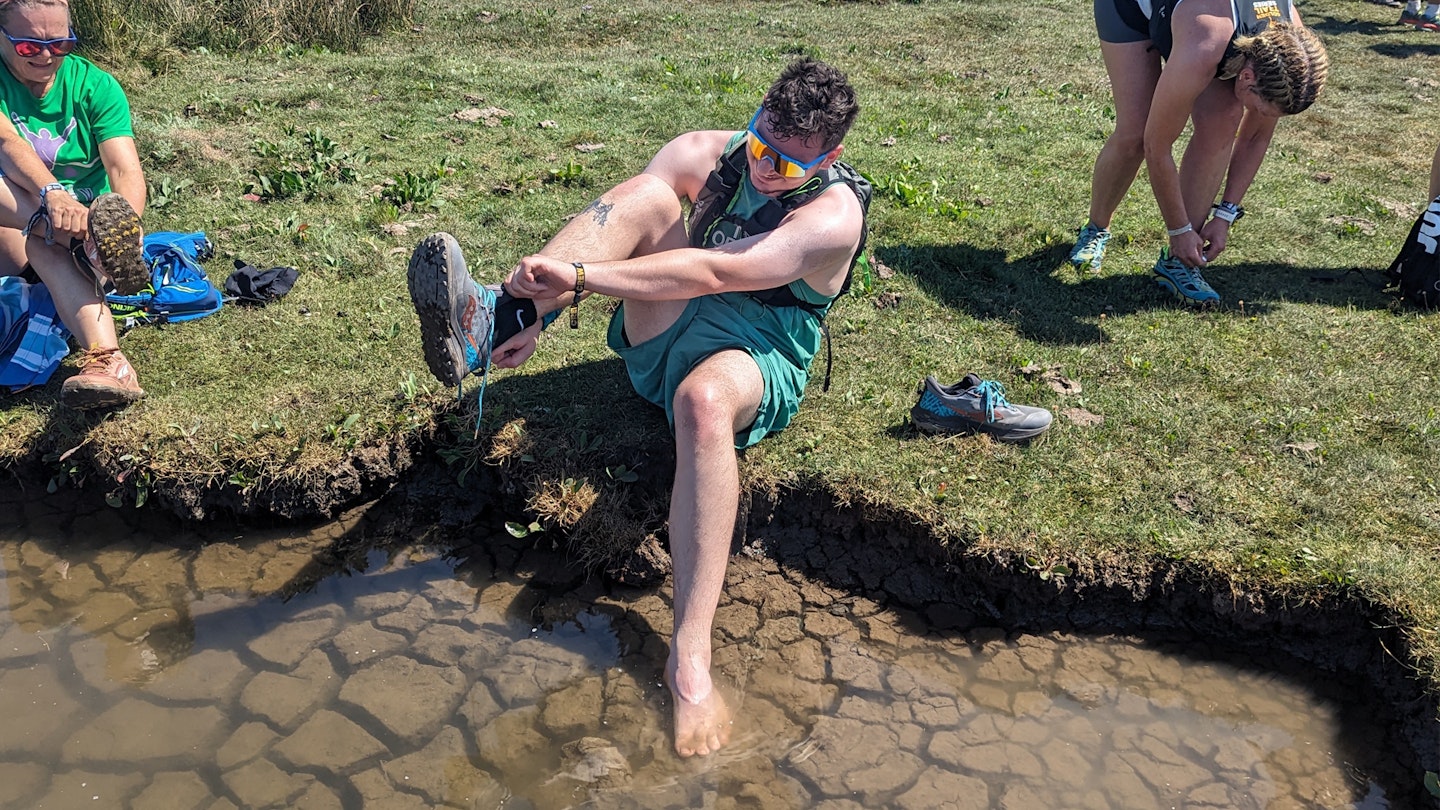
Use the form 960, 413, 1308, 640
406, 57, 867, 756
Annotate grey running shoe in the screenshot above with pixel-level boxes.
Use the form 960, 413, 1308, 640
1152, 248, 1219, 306
1068, 223, 1111, 272
910, 374, 1053, 442
406, 232, 497, 388
85, 193, 148, 296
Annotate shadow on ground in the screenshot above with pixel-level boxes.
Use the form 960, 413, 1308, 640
881, 241, 1403, 346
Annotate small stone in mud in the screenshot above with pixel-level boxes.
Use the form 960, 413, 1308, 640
554, 737, 631, 786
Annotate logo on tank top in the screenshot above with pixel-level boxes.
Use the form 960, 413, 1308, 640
706, 221, 746, 248
1253, 0, 1282, 19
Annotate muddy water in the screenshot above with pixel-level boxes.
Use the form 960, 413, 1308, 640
0, 486, 1415, 809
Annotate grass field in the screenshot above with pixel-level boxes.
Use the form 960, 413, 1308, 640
3, 0, 1438, 689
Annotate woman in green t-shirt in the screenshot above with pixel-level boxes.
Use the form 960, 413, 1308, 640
0, 0, 147, 410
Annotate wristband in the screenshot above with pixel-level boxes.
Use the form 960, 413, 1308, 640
569, 262, 586, 329
1166, 223, 1193, 237
1211, 201, 1245, 224
39, 182, 64, 207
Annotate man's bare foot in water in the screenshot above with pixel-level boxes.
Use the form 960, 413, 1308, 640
668, 654, 732, 757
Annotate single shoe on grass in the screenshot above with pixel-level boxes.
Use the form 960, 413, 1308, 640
910, 374, 1052, 442
1151, 248, 1220, 307
60, 346, 144, 410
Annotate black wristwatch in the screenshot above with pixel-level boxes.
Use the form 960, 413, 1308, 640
1212, 200, 1245, 224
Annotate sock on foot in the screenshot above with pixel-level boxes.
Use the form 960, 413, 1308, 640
491, 289, 539, 346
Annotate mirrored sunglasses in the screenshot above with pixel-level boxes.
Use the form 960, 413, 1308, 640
3, 28, 78, 58
745, 108, 828, 179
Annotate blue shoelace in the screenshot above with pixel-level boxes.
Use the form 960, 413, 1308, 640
1079, 225, 1109, 251
972, 379, 1011, 423
460, 285, 498, 438
1157, 252, 1196, 281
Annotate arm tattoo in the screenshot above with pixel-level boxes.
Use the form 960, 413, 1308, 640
582, 198, 613, 227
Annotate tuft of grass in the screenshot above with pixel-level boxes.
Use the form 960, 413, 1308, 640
71, 0, 415, 57
3, 0, 1438, 693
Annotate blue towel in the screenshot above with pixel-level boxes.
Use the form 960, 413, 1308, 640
0, 276, 71, 391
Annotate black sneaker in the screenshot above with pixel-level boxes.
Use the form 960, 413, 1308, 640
910, 374, 1053, 442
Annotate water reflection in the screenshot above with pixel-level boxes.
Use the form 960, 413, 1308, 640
0, 485, 1416, 809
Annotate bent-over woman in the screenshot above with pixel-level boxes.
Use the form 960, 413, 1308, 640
1070, 0, 1327, 306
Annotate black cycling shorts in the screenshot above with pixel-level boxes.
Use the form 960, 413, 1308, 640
1095, 0, 1152, 43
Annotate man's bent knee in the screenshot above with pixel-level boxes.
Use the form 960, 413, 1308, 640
672, 381, 742, 446
604, 173, 682, 218
672, 352, 764, 443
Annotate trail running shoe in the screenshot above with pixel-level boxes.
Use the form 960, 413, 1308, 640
60, 347, 144, 410
1152, 248, 1219, 306
407, 232, 496, 388
910, 374, 1053, 442
85, 193, 147, 296
1068, 223, 1111, 272
1420, 14, 1440, 29
1399, 8, 1423, 24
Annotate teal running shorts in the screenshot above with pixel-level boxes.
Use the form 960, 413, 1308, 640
606, 292, 818, 449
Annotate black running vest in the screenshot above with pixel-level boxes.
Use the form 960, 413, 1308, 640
687, 143, 871, 318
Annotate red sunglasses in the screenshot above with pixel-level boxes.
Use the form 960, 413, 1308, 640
2, 27, 78, 57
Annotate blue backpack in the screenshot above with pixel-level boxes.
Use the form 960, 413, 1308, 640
106, 231, 224, 325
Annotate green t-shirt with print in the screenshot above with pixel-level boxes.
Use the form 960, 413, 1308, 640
0, 54, 133, 202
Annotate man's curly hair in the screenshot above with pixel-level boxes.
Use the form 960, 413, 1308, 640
760, 57, 859, 152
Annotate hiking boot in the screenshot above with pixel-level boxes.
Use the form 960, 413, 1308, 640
1068, 223, 1111, 272
910, 374, 1053, 442
407, 232, 496, 388
1152, 248, 1220, 306
84, 193, 147, 296
59, 347, 144, 410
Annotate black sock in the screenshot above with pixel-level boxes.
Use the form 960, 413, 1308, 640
492, 289, 539, 345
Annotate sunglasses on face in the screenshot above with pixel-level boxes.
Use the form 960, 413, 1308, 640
2, 28, 78, 58
745, 108, 829, 179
